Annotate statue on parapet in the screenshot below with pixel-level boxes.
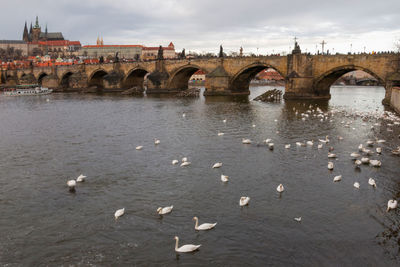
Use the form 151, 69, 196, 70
157, 45, 164, 60
114, 52, 119, 63
240, 46, 243, 57
219, 45, 224, 58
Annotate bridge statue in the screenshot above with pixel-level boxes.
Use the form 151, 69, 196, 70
219, 45, 224, 58
157, 46, 163, 60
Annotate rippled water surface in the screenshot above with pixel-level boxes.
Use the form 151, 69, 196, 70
0, 86, 399, 266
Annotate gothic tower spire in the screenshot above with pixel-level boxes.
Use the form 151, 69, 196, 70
34, 16, 39, 28
23, 21, 29, 42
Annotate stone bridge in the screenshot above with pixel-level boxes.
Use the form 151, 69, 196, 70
1, 51, 400, 105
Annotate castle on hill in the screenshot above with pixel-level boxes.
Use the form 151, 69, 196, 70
22, 16, 64, 43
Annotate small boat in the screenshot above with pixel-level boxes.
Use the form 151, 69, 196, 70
3, 84, 52, 96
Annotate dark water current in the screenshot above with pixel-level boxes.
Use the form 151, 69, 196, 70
0, 86, 399, 266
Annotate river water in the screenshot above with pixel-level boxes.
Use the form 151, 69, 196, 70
0, 86, 399, 266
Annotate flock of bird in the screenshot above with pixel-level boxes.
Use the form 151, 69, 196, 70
65, 106, 400, 253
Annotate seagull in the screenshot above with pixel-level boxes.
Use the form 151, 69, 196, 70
350, 152, 360, 159
114, 208, 125, 219
239, 196, 250, 206
136, 146, 143, 150
212, 162, 222, 168
221, 174, 229, 182
76, 174, 86, 182
217, 132, 224, 136
157, 205, 173, 215
182, 113, 186, 118
252, 124, 256, 128
223, 119, 227, 123
366, 140, 374, 147
354, 182, 360, 189
285, 144, 291, 149
182, 157, 188, 162
377, 139, 386, 144
294, 217, 302, 222
67, 180, 76, 192
264, 138, 272, 143
172, 160, 179, 165
333, 175, 342, 182
376, 147, 382, 154
154, 139, 160, 145
387, 200, 398, 212
277, 184, 284, 193
358, 144, 363, 151
327, 162, 334, 170
368, 178, 376, 187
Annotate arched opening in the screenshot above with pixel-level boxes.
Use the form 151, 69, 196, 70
315, 66, 386, 109
88, 70, 108, 89
231, 65, 285, 95
38, 73, 48, 86
60, 72, 73, 88
123, 69, 149, 89
169, 66, 204, 91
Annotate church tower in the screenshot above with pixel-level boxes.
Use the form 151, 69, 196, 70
22, 21, 29, 42
31, 16, 41, 42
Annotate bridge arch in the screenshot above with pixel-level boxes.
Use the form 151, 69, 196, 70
313, 65, 385, 96
230, 63, 285, 93
88, 69, 108, 89
168, 64, 204, 90
37, 72, 49, 85
60, 71, 74, 88
123, 68, 149, 89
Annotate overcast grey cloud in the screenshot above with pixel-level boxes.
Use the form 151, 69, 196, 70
1, 0, 399, 54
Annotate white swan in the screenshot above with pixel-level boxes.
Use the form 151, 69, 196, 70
354, 159, 362, 167
285, 144, 291, 149
154, 139, 160, 145
333, 175, 342, 182
361, 157, 369, 164
76, 174, 86, 182
242, 138, 252, 144
172, 160, 179, 165
67, 180, 76, 192
318, 143, 323, 149
307, 140, 313, 146
327, 162, 334, 170
368, 178, 376, 187
353, 182, 360, 189
174, 236, 201, 253
277, 184, 284, 193
239, 196, 250, 206
114, 208, 125, 219
328, 152, 337, 158
193, 216, 217, 230
268, 143, 274, 150
369, 160, 381, 167
366, 140, 374, 146
212, 162, 222, 168
387, 200, 398, 211
157, 205, 173, 215
136, 146, 143, 150
180, 161, 191, 167
221, 174, 229, 182
182, 157, 188, 162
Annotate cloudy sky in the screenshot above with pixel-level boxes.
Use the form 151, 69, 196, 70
1, 0, 399, 55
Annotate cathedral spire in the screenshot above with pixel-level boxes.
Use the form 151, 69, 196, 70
23, 21, 28, 41
34, 16, 39, 28
29, 22, 32, 34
